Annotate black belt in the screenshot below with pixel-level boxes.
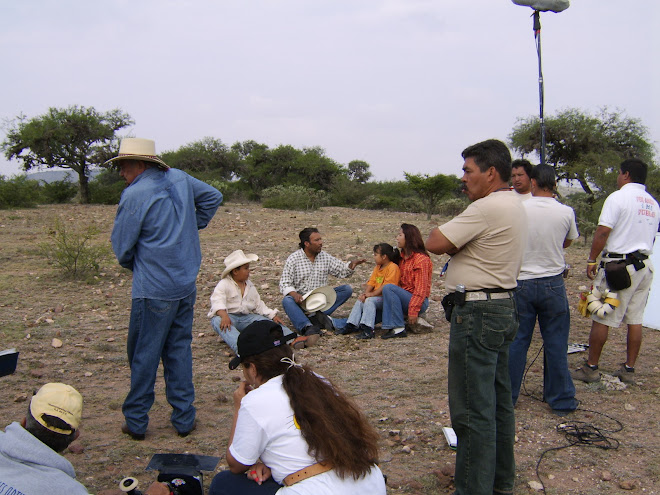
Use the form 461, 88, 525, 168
604, 251, 648, 260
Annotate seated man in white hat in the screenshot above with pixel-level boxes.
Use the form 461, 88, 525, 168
279, 227, 365, 340
108, 138, 223, 440
0, 383, 169, 495
208, 250, 309, 350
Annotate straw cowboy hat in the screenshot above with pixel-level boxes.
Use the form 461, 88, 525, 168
222, 250, 259, 279
104, 138, 169, 169
301, 286, 337, 313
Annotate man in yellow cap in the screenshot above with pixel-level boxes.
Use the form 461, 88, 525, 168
0, 383, 169, 495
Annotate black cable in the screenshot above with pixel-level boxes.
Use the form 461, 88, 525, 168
534, 408, 623, 492
520, 343, 545, 402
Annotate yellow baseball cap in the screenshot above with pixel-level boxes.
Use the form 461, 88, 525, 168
30, 383, 83, 434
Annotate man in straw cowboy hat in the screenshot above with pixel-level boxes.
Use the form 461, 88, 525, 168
0, 383, 169, 495
208, 249, 309, 352
279, 227, 365, 342
108, 138, 223, 440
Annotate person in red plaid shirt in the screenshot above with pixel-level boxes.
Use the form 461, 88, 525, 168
380, 223, 432, 339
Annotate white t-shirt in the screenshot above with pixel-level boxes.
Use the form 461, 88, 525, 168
518, 197, 579, 279
599, 183, 659, 255
230, 375, 386, 495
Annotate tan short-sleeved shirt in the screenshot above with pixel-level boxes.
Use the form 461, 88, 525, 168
439, 191, 527, 291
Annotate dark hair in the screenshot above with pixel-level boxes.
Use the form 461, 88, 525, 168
373, 243, 401, 264
298, 227, 319, 249
530, 164, 556, 191
243, 346, 380, 480
620, 158, 648, 184
25, 409, 76, 453
400, 223, 428, 257
511, 159, 533, 179
462, 139, 512, 182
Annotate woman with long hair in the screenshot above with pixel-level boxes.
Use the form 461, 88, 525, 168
209, 320, 386, 495
380, 223, 433, 339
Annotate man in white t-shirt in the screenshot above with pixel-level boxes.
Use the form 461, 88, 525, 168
511, 159, 533, 201
573, 159, 659, 385
509, 165, 579, 415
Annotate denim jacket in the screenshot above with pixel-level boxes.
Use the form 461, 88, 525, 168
111, 167, 223, 300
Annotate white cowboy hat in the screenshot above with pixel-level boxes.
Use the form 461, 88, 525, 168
301, 286, 337, 313
104, 138, 170, 169
222, 250, 259, 279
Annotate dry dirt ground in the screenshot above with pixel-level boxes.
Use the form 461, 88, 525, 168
1, 204, 659, 495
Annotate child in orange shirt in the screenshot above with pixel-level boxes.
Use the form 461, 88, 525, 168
339, 243, 401, 339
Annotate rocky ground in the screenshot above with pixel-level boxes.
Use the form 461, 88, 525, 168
1, 204, 659, 494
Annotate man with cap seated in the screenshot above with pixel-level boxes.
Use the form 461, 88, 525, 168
108, 138, 223, 440
279, 227, 365, 343
0, 383, 169, 495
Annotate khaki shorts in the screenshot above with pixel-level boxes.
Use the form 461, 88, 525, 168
591, 259, 654, 327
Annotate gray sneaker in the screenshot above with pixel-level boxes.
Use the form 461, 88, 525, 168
612, 364, 635, 385
571, 364, 601, 383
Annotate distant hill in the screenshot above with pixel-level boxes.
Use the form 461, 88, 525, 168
26, 168, 103, 184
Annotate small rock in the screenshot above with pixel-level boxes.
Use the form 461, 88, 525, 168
572, 477, 579, 482
378, 417, 389, 422
232, 375, 241, 382
619, 480, 637, 490
528, 481, 544, 491
84, 372, 93, 377
198, 332, 205, 337
217, 393, 229, 403
51, 338, 63, 348
601, 470, 612, 481
84, 336, 91, 342
106, 337, 115, 342
30, 369, 44, 378
55, 330, 61, 336
624, 403, 636, 411
401, 445, 412, 453
548, 474, 555, 480
54, 305, 64, 313
440, 464, 455, 477
68, 443, 84, 454
389, 429, 401, 437
14, 394, 28, 403
45, 318, 55, 324
223, 351, 232, 357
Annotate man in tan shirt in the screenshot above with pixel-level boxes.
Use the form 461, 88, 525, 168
426, 139, 526, 495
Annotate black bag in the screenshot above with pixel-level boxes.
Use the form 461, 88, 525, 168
604, 260, 632, 291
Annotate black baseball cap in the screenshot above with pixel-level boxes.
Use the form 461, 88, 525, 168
228, 320, 296, 370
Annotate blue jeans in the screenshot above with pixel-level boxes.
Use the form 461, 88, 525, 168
510, 275, 578, 411
381, 284, 429, 329
346, 296, 383, 329
123, 289, 197, 435
209, 470, 281, 495
210, 313, 295, 353
448, 298, 517, 495
281, 284, 352, 332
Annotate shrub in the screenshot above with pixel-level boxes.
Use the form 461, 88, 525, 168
438, 197, 469, 217
89, 168, 124, 205
41, 177, 77, 204
39, 218, 110, 278
261, 185, 328, 211
0, 175, 41, 209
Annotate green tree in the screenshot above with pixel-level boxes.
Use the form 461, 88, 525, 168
161, 137, 240, 179
346, 160, 372, 183
509, 108, 656, 200
404, 172, 458, 220
2, 105, 133, 203
238, 143, 344, 197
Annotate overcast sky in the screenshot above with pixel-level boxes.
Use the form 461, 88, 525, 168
1, 1, 658, 181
